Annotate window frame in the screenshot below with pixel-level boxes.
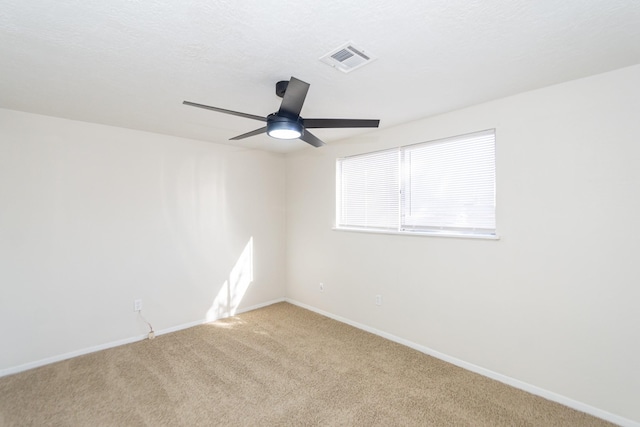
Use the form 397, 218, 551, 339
335, 129, 498, 240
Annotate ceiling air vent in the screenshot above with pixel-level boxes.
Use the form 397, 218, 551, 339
320, 42, 376, 73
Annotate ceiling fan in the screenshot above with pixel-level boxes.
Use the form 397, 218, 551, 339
183, 76, 380, 148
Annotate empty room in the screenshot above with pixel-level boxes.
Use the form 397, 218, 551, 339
1, 1, 639, 426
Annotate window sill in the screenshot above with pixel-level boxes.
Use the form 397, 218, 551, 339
332, 227, 500, 240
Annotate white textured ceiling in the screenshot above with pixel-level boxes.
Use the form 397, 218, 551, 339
2, 0, 640, 153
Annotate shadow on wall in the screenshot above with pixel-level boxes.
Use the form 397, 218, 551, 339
206, 237, 254, 322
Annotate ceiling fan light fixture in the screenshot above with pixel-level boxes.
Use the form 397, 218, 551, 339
267, 120, 303, 140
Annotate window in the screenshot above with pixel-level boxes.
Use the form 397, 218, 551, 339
336, 129, 496, 238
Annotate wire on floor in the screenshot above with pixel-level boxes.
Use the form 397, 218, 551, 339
138, 310, 155, 340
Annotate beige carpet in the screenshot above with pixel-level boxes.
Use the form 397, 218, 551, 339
0, 302, 615, 426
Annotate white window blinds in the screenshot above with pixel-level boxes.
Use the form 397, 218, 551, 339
336, 129, 496, 238
401, 130, 495, 235
336, 149, 399, 230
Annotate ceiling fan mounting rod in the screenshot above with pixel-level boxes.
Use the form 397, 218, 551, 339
275, 80, 288, 98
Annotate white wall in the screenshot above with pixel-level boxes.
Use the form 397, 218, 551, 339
0, 109, 286, 372
286, 64, 640, 423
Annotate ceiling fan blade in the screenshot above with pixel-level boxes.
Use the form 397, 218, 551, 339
183, 101, 267, 122
229, 126, 268, 140
303, 118, 380, 128
278, 77, 310, 118
299, 130, 326, 148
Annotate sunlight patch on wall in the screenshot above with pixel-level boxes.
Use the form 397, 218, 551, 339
206, 237, 253, 322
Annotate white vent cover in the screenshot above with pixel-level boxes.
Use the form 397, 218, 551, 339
320, 42, 376, 73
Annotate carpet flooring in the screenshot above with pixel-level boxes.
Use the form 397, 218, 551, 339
0, 302, 615, 426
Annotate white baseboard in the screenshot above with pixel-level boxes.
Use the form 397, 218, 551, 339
0, 335, 145, 378
0, 298, 286, 378
285, 298, 638, 427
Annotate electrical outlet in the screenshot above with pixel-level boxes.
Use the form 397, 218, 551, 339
319, 282, 324, 292
134, 299, 142, 312
375, 295, 382, 306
